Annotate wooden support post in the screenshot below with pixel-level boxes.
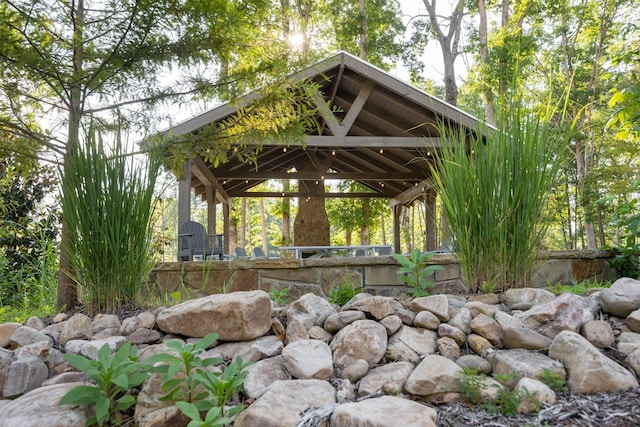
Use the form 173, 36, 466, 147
178, 159, 192, 230
425, 188, 437, 251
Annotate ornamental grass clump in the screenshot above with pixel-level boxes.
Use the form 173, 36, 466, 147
432, 104, 561, 293
61, 128, 162, 314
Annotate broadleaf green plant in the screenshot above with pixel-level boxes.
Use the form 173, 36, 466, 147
328, 268, 362, 305
148, 333, 222, 403
392, 249, 443, 297
59, 343, 151, 426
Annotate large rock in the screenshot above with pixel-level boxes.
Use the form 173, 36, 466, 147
515, 292, 584, 339
2, 355, 49, 399
412, 295, 450, 321
549, 330, 639, 394
234, 379, 336, 427
330, 395, 437, 427
0, 382, 91, 427
358, 361, 414, 396
59, 314, 92, 345
331, 320, 387, 366
286, 293, 337, 330
600, 277, 640, 317
323, 311, 366, 333
342, 295, 403, 320
405, 354, 463, 397
470, 313, 503, 347
157, 291, 272, 340
486, 349, 565, 388
0, 323, 21, 349
385, 325, 438, 362
503, 288, 555, 310
243, 356, 291, 399
494, 311, 551, 350
281, 340, 333, 380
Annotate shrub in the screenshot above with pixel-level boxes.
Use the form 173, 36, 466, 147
392, 249, 443, 297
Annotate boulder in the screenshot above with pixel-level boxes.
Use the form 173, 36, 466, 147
600, 277, 640, 317
0, 382, 90, 426
515, 292, 584, 339
405, 354, 463, 397
412, 295, 450, 321
281, 340, 333, 380
331, 320, 387, 366
549, 330, 639, 394
385, 325, 437, 362
503, 288, 555, 310
342, 295, 403, 320
234, 379, 336, 427
486, 349, 565, 388
157, 291, 272, 340
286, 293, 337, 330
243, 356, 291, 399
358, 361, 414, 396
330, 395, 437, 427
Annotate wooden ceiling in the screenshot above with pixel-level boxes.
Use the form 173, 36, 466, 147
166, 52, 481, 207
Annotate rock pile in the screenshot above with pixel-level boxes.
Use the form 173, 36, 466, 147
2, 278, 640, 426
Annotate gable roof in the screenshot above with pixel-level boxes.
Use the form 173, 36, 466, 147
167, 51, 482, 206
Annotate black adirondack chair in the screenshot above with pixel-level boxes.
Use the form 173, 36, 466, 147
177, 221, 223, 261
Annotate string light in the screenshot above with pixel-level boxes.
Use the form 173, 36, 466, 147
380, 149, 384, 154
283, 147, 287, 152
332, 150, 336, 155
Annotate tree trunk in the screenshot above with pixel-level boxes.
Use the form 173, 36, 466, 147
477, 0, 495, 123
240, 197, 247, 250
359, 0, 368, 60
57, 0, 85, 311
283, 180, 291, 244
360, 199, 370, 245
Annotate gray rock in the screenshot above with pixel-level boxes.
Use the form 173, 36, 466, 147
339, 359, 369, 382
0, 323, 21, 349
413, 310, 441, 330
515, 377, 556, 413
331, 320, 387, 366
470, 313, 503, 347
379, 315, 403, 335
330, 395, 437, 427
487, 349, 565, 388
412, 295, 450, 321
281, 340, 333, 380
2, 355, 49, 399
9, 326, 52, 349
600, 277, 640, 317
549, 330, 639, 394
456, 354, 492, 374
157, 290, 273, 340
385, 325, 437, 362
323, 311, 366, 333
503, 288, 555, 310
91, 314, 121, 333
234, 379, 336, 427
342, 295, 403, 320
495, 311, 551, 350
358, 361, 414, 396
405, 354, 463, 397
59, 314, 93, 346
286, 293, 337, 331
437, 336, 461, 360
581, 320, 614, 348
516, 292, 584, 339
0, 382, 90, 426
243, 356, 291, 399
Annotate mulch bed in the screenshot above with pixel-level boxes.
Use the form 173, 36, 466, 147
436, 388, 640, 426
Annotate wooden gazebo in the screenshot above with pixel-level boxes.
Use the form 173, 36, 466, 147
163, 51, 481, 255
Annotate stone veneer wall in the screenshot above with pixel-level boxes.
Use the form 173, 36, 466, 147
149, 250, 619, 301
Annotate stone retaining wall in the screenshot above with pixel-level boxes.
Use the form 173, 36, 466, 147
149, 250, 619, 301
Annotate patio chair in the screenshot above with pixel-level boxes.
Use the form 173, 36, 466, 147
253, 247, 267, 258
177, 221, 223, 261
234, 247, 250, 258
378, 246, 393, 255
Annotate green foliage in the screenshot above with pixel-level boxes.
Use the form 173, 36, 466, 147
61, 128, 162, 314
0, 159, 58, 315
540, 369, 568, 393
328, 270, 362, 305
601, 185, 640, 278
148, 333, 251, 426
59, 343, 150, 426
269, 287, 290, 305
483, 387, 522, 417
458, 367, 487, 405
148, 333, 222, 403
392, 249, 443, 297
432, 102, 561, 293
547, 280, 611, 296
